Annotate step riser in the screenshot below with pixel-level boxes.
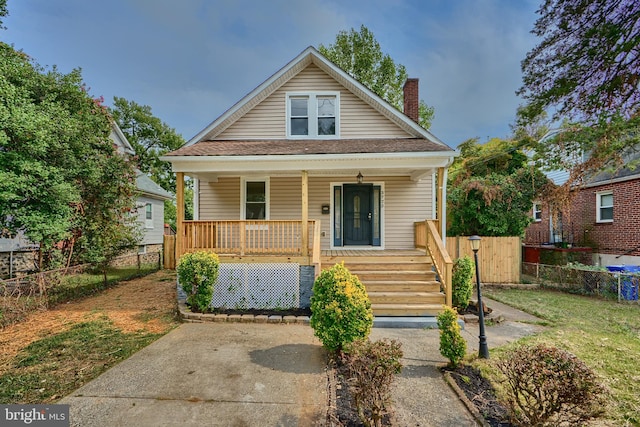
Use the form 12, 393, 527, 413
372, 306, 444, 317
334, 263, 433, 272
369, 295, 444, 304
322, 256, 431, 264
354, 272, 436, 281
365, 284, 441, 293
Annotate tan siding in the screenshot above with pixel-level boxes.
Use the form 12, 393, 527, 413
270, 177, 302, 219
197, 174, 433, 250
218, 64, 411, 139
199, 177, 240, 219
383, 176, 433, 249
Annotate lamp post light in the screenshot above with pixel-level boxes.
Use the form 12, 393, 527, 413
469, 235, 489, 359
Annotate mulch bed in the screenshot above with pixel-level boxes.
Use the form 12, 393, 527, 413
445, 364, 511, 426
329, 355, 395, 427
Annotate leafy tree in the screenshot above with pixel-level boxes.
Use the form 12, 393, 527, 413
109, 97, 194, 226
319, 25, 435, 129
110, 97, 184, 192
0, 42, 139, 270
519, 0, 640, 179
0, 0, 7, 29
447, 138, 550, 237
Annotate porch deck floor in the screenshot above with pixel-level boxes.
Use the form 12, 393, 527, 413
321, 248, 427, 257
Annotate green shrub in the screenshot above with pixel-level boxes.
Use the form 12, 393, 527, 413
452, 256, 474, 310
497, 344, 605, 426
342, 339, 403, 427
177, 251, 219, 312
437, 306, 467, 368
310, 262, 373, 352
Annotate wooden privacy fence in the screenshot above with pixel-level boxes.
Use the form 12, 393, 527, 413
164, 235, 176, 269
446, 236, 521, 283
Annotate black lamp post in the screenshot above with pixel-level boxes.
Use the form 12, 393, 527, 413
469, 235, 489, 359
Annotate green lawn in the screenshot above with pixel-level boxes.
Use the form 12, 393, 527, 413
0, 319, 164, 403
484, 288, 640, 426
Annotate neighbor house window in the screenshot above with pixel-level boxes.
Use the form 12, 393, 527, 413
145, 203, 153, 228
242, 178, 269, 220
533, 203, 542, 222
596, 191, 613, 223
287, 92, 339, 138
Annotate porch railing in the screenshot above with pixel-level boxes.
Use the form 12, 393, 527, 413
180, 220, 320, 260
415, 220, 453, 307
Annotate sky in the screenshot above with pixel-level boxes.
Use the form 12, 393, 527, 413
2, 0, 541, 148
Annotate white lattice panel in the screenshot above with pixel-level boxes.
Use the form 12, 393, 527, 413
211, 263, 300, 309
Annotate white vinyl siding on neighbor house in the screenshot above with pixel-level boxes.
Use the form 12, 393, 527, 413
217, 64, 412, 140
136, 196, 165, 245
596, 191, 613, 223
197, 175, 433, 250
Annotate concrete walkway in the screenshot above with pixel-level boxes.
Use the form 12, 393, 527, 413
61, 298, 543, 427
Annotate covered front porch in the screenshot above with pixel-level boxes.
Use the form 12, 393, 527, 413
170, 159, 454, 315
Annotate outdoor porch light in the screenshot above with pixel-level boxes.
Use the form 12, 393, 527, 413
469, 235, 489, 359
469, 235, 481, 251
357, 171, 363, 184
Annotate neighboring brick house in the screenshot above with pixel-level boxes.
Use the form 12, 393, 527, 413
525, 154, 640, 266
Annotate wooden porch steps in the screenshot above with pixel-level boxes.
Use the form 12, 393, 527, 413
321, 251, 445, 317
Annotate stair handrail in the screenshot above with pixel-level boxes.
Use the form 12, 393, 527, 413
423, 220, 453, 307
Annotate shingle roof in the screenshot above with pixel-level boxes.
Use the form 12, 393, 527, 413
136, 171, 173, 200
166, 138, 448, 157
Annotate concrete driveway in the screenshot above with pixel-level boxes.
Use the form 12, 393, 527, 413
61, 323, 328, 427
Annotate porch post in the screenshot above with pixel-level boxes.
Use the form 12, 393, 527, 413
437, 167, 447, 245
176, 172, 184, 260
301, 170, 309, 258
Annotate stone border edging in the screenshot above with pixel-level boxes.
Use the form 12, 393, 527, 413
177, 302, 311, 325
443, 370, 491, 427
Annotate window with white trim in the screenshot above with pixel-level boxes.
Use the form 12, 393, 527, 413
533, 203, 542, 222
287, 92, 339, 138
242, 178, 269, 220
145, 203, 153, 228
596, 191, 613, 223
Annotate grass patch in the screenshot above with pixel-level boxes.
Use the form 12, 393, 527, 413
49, 264, 159, 304
0, 319, 164, 404
484, 288, 640, 426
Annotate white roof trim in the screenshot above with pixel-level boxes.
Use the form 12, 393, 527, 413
110, 122, 135, 155
184, 46, 451, 149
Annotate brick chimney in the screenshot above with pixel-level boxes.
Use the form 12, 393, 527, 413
403, 78, 419, 123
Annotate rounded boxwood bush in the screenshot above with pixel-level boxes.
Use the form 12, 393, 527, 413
177, 251, 219, 312
310, 262, 373, 352
452, 256, 474, 310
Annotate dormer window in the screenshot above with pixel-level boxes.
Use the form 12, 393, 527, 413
287, 92, 339, 138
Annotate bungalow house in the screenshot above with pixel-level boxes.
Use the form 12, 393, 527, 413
162, 47, 456, 316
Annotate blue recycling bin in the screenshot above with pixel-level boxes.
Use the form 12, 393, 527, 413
606, 265, 640, 300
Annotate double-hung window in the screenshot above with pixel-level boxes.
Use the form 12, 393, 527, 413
145, 203, 153, 228
532, 203, 542, 222
596, 191, 613, 223
287, 92, 339, 138
242, 178, 269, 220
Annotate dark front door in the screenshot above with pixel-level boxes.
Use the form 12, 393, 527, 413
343, 184, 373, 246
